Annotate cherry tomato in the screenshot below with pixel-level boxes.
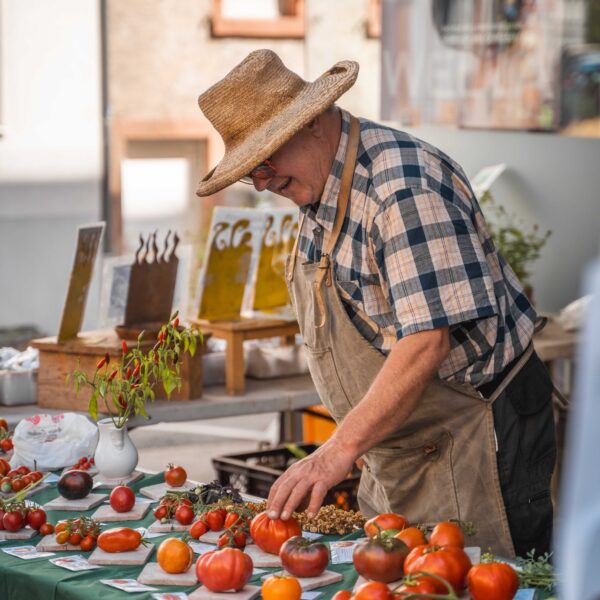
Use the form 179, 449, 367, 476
55, 530, 70, 545
175, 504, 195, 525
26, 508, 47, 530
11, 478, 25, 492
55, 521, 69, 533
16, 465, 29, 476
0, 439, 13, 452
190, 519, 209, 539
80, 534, 97, 552
218, 530, 247, 549
69, 532, 83, 546
204, 509, 226, 531
39, 523, 55, 536
154, 505, 168, 520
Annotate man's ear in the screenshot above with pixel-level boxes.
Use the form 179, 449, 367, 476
306, 115, 324, 138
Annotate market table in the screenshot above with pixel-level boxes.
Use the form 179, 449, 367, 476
0, 472, 360, 600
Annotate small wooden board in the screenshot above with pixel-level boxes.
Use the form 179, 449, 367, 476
43, 493, 108, 512
91, 501, 151, 522
148, 519, 191, 533
36, 534, 81, 552
93, 471, 144, 489
138, 481, 194, 501
189, 585, 261, 600
0, 482, 50, 500
88, 543, 154, 566
0, 527, 37, 541
244, 544, 281, 568
265, 570, 342, 591
137, 562, 197, 586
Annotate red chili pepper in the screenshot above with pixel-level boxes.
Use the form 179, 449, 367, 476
132, 364, 141, 378
126, 367, 132, 379
108, 369, 118, 381
96, 357, 107, 370
131, 383, 139, 389
117, 394, 127, 409
158, 331, 165, 343
173, 318, 179, 328
121, 340, 128, 354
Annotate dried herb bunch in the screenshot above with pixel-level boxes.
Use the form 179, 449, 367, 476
72, 313, 200, 429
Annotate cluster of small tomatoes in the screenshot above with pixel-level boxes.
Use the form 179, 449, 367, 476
0, 419, 13, 453
54, 516, 102, 552
0, 459, 44, 493
65, 456, 95, 472
0, 499, 51, 534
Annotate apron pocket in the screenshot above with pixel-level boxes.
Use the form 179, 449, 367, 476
363, 430, 460, 523
303, 345, 353, 421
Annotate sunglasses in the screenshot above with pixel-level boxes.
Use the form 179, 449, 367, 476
240, 158, 277, 185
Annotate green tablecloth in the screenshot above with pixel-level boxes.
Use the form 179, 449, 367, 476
0, 473, 361, 600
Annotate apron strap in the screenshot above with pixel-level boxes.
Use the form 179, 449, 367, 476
487, 344, 534, 403
313, 114, 360, 328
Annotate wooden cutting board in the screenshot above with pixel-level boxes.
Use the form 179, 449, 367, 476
43, 493, 108, 511
148, 519, 191, 533
138, 481, 194, 501
88, 543, 154, 566
244, 544, 281, 568
36, 534, 81, 552
91, 501, 151, 522
0, 527, 37, 541
137, 562, 197, 586
188, 585, 261, 599
93, 471, 144, 489
264, 569, 342, 591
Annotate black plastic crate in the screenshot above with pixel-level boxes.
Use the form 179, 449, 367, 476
212, 443, 361, 510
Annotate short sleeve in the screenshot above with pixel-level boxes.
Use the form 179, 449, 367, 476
371, 188, 498, 339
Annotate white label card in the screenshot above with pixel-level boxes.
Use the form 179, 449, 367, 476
101, 579, 158, 593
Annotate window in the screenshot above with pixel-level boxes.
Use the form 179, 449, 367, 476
211, 0, 305, 38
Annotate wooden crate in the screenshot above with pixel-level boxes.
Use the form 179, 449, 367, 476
32, 329, 205, 411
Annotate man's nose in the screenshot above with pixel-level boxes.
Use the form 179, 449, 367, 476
252, 176, 271, 192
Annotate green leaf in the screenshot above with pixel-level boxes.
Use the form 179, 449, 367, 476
89, 390, 99, 422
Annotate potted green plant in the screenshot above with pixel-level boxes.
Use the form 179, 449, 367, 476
71, 313, 200, 479
480, 191, 551, 302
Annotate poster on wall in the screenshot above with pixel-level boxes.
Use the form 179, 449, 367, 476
381, 0, 600, 138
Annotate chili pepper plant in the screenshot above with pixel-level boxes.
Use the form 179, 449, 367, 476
71, 313, 200, 429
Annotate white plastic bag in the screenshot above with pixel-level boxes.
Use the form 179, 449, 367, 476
11, 413, 98, 470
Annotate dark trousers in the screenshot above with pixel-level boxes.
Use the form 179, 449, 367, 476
490, 351, 556, 558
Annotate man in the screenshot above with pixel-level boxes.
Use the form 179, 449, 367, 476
196, 50, 556, 557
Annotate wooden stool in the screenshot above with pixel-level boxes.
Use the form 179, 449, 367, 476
191, 318, 299, 395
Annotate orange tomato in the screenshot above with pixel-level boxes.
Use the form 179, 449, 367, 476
261, 574, 302, 600
429, 521, 465, 548
364, 513, 409, 538
250, 511, 301, 555
354, 581, 394, 599
157, 537, 194, 574
97, 527, 142, 553
394, 526, 426, 551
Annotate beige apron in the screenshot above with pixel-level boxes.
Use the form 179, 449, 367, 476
286, 115, 526, 558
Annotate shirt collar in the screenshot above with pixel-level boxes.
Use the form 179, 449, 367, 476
300, 109, 350, 232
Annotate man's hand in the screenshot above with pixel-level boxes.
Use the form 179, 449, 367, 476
266, 439, 356, 520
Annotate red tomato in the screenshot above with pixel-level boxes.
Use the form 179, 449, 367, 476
165, 464, 187, 487
190, 518, 209, 539
16, 465, 29, 476
394, 526, 427, 552
109, 485, 136, 513
69, 532, 83, 546
429, 521, 465, 548
26, 508, 47, 530
0, 509, 5, 530
3, 510, 24, 532
0, 458, 9, 476
224, 511, 245, 529
0, 439, 13, 452
11, 478, 25, 492
39, 523, 55, 536
29, 471, 43, 482
467, 561, 520, 600
175, 504, 195, 525
395, 576, 440, 597
80, 534, 97, 552
154, 505, 168, 520
404, 545, 472, 593
196, 547, 253, 592
0, 419, 7, 430
204, 509, 226, 531
250, 511, 301, 555
364, 513, 409, 538
279, 536, 329, 578
353, 581, 394, 600
353, 536, 409, 583
217, 530, 247, 549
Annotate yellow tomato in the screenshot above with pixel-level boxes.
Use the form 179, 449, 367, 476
261, 574, 302, 600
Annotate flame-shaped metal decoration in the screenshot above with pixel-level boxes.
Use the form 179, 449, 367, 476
123, 230, 180, 326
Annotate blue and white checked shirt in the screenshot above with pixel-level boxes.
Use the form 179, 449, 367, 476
298, 110, 538, 386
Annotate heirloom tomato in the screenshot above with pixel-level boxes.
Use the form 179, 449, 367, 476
394, 526, 426, 551
109, 485, 135, 513
404, 544, 472, 593
196, 547, 253, 592
353, 581, 394, 600
279, 535, 329, 578
165, 464, 187, 487
467, 560, 519, 600
429, 520, 465, 548
157, 537, 194, 574
261, 574, 302, 600
250, 511, 301, 555
364, 513, 409, 537
97, 527, 142, 553
352, 535, 409, 583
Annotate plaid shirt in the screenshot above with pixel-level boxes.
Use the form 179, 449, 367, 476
298, 110, 538, 386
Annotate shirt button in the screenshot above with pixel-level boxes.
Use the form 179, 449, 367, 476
313, 226, 322, 234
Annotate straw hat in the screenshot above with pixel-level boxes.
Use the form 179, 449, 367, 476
196, 49, 359, 196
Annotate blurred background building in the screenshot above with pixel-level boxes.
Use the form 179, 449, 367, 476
0, 0, 599, 337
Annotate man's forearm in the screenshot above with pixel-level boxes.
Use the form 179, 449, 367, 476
328, 327, 450, 460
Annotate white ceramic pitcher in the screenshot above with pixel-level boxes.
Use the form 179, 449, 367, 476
94, 418, 138, 479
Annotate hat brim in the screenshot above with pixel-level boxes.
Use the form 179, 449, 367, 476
196, 60, 358, 197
